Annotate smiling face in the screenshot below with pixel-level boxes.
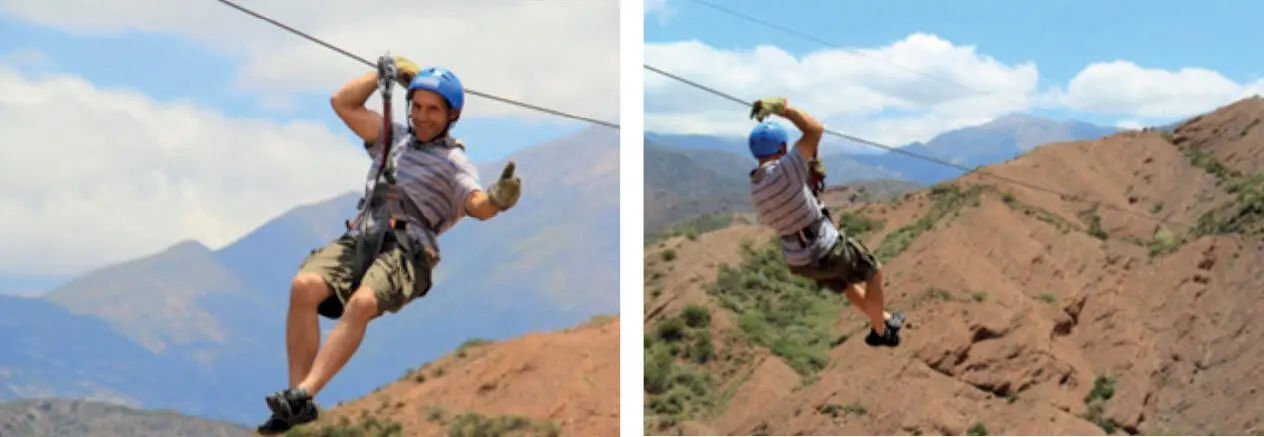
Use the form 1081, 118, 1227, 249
409, 89, 457, 142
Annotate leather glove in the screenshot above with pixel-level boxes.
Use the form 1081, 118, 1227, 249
809, 157, 826, 179
487, 161, 522, 211
394, 55, 421, 86
749, 96, 787, 122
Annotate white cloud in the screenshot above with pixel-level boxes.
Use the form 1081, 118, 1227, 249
645, 0, 675, 25
644, 34, 1042, 146
645, 33, 1264, 147
0, 64, 369, 275
1050, 60, 1264, 119
0, 0, 620, 122
1115, 119, 1144, 131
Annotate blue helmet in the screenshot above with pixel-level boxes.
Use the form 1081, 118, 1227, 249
748, 121, 788, 158
407, 67, 465, 113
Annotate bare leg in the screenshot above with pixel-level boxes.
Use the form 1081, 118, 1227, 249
297, 288, 379, 396
841, 283, 892, 326
287, 274, 330, 388
861, 268, 889, 335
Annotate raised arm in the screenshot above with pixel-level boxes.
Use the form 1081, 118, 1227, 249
779, 103, 824, 162
330, 56, 422, 147
330, 72, 385, 145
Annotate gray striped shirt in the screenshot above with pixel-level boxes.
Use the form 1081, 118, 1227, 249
352, 121, 482, 264
749, 149, 837, 267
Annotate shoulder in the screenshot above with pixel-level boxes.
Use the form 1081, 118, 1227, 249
445, 139, 478, 166
445, 138, 472, 160
385, 121, 412, 143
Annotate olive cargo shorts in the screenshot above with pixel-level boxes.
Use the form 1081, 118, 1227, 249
298, 234, 433, 319
788, 230, 880, 292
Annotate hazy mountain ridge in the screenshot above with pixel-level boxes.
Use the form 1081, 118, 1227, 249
647, 113, 1121, 187
0, 126, 619, 426
0, 398, 249, 437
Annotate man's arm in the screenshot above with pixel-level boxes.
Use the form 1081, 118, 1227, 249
331, 71, 385, 145
779, 104, 825, 161
464, 190, 499, 221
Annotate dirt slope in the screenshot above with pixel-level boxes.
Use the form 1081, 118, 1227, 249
287, 315, 619, 437
643, 97, 1264, 436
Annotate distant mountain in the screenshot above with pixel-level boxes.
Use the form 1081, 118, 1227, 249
643, 114, 1116, 234
0, 398, 248, 437
848, 114, 1119, 185
4, 126, 619, 425
645, 133, 899, 183
644, 132, 871, 157
0, 296, 213, 417
0, 273, 69, 297
644, 134, 908, 235
644, 140, 751, 234
645, 113, 1116, 188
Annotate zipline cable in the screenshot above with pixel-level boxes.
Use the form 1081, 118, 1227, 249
215, 0, 619, 129
644, 63, 1199, 230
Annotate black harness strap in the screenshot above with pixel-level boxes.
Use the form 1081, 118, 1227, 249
808, 150, 830, 221
317, 54, 424, 320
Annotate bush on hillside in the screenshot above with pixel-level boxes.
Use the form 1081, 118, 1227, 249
708, 240, 846, 377
874, 185, 983, 262
644, 306, 722, 425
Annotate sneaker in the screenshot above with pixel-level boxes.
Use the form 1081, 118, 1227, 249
255, 415, 292, 435
263, 388, 319, 429
886, 312, 906, 331
865, 312, 904, 348
864, 327, 900, 347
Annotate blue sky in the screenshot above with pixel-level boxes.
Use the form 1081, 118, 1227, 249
0, 2, 618, 276
645, 0, 1264, 132
0, 14, 589, 165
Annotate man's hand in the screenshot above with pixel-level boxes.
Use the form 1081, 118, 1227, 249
487, 161, 522, 211
809, 157, 826, 179
394, 56, 420, 86
750, 96, 787, 122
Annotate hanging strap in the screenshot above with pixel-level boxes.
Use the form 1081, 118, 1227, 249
346, 54, 405, 232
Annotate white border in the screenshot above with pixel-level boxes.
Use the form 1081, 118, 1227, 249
619, 0, 646, 436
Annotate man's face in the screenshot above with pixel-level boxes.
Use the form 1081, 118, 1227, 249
409, 90, 455, 141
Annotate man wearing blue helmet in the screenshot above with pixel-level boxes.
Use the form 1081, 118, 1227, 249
747, 96, 904, 350
255, 56, 522, 435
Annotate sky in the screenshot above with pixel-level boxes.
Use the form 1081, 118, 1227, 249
0, 0, 618, 276
644, 0, 1264, 148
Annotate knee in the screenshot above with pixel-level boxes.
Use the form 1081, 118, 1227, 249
290, 273, 330, 306
343, 288, 380, 321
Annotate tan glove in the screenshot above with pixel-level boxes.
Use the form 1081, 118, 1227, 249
393, 55, 421, 85
749, 96, 787, 122
487, 161, 522, 211
809, 157, 826, 178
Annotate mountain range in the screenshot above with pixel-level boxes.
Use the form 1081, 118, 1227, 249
0, 125, 620, 426
644, 113, 1121, 234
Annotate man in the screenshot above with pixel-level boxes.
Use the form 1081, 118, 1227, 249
255, 56, 522, 435
745, 96, 904, 348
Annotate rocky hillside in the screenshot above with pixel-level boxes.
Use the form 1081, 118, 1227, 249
642, 97, 1264, 436
0, 398, 249, 437
284, 315, 620, 437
